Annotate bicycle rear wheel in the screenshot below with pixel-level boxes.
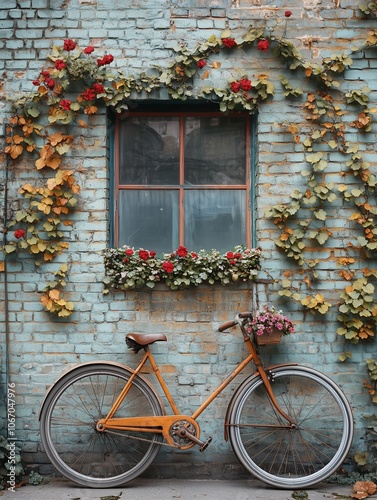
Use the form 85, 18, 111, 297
40, 363, 164, 488
229, 365, 353, 489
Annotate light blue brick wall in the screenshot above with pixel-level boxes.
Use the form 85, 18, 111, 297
0, 0, 376, 479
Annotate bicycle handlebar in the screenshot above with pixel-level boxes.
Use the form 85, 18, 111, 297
218, 312, 253, 332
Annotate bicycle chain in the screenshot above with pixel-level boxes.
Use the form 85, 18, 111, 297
103, 429, 174, 448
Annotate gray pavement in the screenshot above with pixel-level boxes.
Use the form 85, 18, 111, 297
0, 477, 368, 500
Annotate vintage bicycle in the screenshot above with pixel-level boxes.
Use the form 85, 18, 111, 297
39, 312, 354, 490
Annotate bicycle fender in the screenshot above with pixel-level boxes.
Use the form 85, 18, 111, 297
38, 360, 165, 420
223, 362, 298, 442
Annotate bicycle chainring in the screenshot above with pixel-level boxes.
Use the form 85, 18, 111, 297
169, 420, 197, 449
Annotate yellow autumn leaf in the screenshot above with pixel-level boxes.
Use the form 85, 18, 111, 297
56, 143, 71, 155
48, 132, 64, 146
7, 144, 24, 159
46, 177, 57, 190
20, 183, 35, 193
46, 156, 61, 170
35, 157, 46, 169
40, 294, 51, 307
30, 244, 41, 254
49, 289, 60, 301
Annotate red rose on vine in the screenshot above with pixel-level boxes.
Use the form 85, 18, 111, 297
45, 78, 55, 89
14, 229, 26, 239
197, 59, 207, 69
63, 39, 76, 51
285, 10, 292, 17
231, 81, 241, 93
222, 37, 237, 48
84, 46, 95, 54
60, 99, 72, 110
81, 88, 96, 101
239, 78, 252, 91
257, 39, 270, 52
93, 83, 105, 94
97, 54, 114, 67
54, 59, 66, 70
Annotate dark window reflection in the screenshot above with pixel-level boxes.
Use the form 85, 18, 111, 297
119, 117, 180, 185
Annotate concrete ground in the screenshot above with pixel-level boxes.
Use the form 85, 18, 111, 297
0, 477, 370, 500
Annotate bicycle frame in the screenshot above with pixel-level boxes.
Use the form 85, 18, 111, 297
96, 331, 295, 449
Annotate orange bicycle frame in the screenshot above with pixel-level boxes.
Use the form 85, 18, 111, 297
96, 333, 295, 448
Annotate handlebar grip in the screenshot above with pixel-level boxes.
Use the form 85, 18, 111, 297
239, 311, 253, 319
218, 320, 237, 332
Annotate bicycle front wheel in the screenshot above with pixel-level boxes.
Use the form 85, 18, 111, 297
229, 365, 354, 489
40, 363, 164, 488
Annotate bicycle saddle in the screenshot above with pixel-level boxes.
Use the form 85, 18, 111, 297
126, 333, 167, 353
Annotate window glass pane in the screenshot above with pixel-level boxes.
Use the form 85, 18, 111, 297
184, 117, 246, 185
119, 117, 180, 185
184, 190, 246, 252
118, 190, 179, 254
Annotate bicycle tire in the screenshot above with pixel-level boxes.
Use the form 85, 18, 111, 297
40, 363, 164, 488
228, 365, 354, 489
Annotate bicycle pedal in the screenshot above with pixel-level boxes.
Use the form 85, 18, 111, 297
199, 436, 212, 452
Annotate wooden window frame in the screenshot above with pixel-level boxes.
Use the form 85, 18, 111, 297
114, 110, 252, 250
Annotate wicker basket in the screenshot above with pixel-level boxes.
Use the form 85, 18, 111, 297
255, 328, 282, 346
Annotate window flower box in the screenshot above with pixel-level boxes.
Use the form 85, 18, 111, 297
102, 245, 261, 292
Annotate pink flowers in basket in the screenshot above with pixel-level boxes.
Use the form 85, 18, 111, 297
248, 306, 295, 338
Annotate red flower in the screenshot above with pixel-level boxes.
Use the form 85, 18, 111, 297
234, 253, 242, 259
197, 59, 207, 69
97, 54, 114, 67
123, 257, 129, 263
191, 252, 198, 259
230, 81, 240, 93
125, 248, 134, 256
176, 245, 188, 258
63, 39, 76, 51
229, 259, 236, 265
54, 59, 66, 70
84, 46, 95, 54
239, 78, 252, 91
41, 70, 50, 77
257, 39, 270, 52
139, 249, 150, 261
45, 78, 55, 89
162, 261, 174, 273
14, 229, 25, 239
285, 10, 292, 17
81, 88, 96, 101
32, 80, 40, 86
93, 82, 105, 94
222, 37, 237, 49
226, 251, 235, 259
150, 251, 156, 258
59, 99, 72, 110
